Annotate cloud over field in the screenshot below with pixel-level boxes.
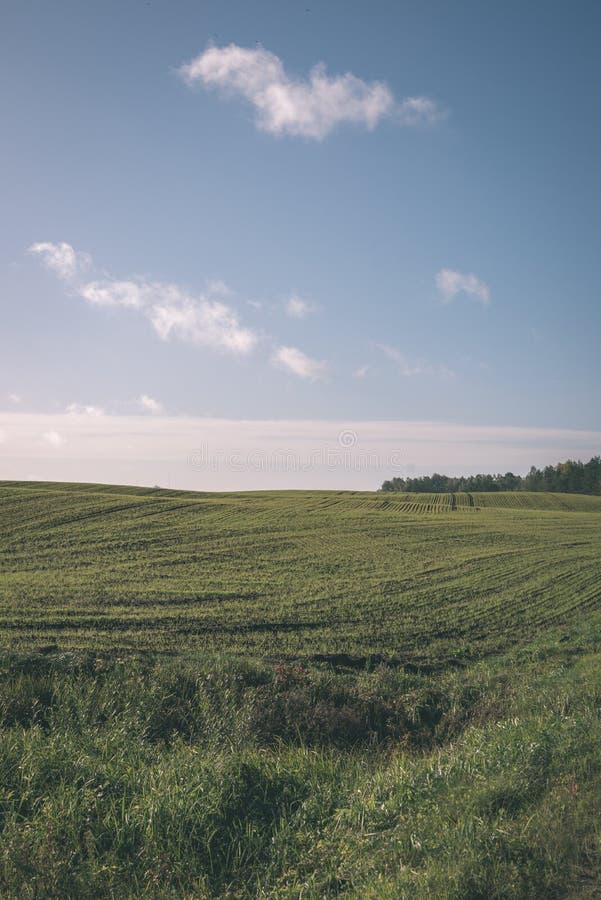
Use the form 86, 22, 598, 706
285, 296, 314, 319
273, 345, 327, 379
178, 44, 444, 139
436, 269, 490, 306
30, 241, 257, 356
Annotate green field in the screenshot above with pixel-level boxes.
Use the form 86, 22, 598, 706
1, 481, 600, 661
0, 481, 600, 897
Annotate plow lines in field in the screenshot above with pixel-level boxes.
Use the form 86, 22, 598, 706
0, 481, 600, 664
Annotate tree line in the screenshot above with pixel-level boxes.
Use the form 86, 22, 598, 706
380, 456, 601, 495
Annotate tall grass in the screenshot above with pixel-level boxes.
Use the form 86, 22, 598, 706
0, 635, 599, 897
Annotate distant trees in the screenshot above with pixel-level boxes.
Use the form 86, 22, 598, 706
380, 456, 601, 495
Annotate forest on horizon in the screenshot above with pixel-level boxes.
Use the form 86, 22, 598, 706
381, 455, 601, 494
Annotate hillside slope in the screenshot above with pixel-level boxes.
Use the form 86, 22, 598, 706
1, 481, 601, 896
1, 481, 600, 665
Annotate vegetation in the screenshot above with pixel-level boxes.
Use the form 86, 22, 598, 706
0, 480, 600, 896
381, 454, 601, 494
1, 481, 600, 660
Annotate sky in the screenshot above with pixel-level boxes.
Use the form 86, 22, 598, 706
1, 0, 600, 489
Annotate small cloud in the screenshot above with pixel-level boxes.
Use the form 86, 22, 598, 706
285, 296, 314, 319
435, 269, 490, 306
138, 394, 163, 414
7, 393, 21, 404
178, 44, 443, 140
376, 343, 454, 378
66, 403, 105, 416
41, 430, 65, 448
272, 345, 328, 380
149, 293, 256, 354
353, 365, 370, 379
79, 280, 147, 308
396, 96, 447, 126
28, 241, 91, 282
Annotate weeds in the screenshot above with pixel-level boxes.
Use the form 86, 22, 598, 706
0, 645, 596, 896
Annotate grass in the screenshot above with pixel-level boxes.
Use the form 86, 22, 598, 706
1, 481, 600, 662
0, 480, 600, 896
0, 638, 599, 897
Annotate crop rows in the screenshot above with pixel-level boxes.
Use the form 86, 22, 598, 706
0, 481, 600, 666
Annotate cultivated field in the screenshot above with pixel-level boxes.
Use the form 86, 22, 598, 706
0, 481, 600, 897
1, 481, 600, 661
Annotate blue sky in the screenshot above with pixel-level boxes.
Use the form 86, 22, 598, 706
1, 1, 600, 487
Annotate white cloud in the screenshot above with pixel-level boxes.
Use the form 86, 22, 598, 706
376, 344, 454, 378
149, 293, 256, 354
436, 269, 490, 306
138, 394, 163, 414
30, 242, 258, 356
7, 393, 21, 404
29, 241, 91, 281
66, 403, 105, 416
79, 280, 148, 308
41, 430, 65, 448
285, 296, 314, 319
273, 345, 328, 379
353, 365, 370, 379
178, 44, 443, 140
396, 96, 446, 126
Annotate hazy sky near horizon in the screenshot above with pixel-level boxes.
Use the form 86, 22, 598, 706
1, 1, 600, 488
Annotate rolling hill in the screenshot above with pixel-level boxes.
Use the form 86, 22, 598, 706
1, 481, 600, 663
0, 481, 600, 896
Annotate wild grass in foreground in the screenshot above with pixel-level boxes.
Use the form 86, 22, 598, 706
0, 623, 599, 898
